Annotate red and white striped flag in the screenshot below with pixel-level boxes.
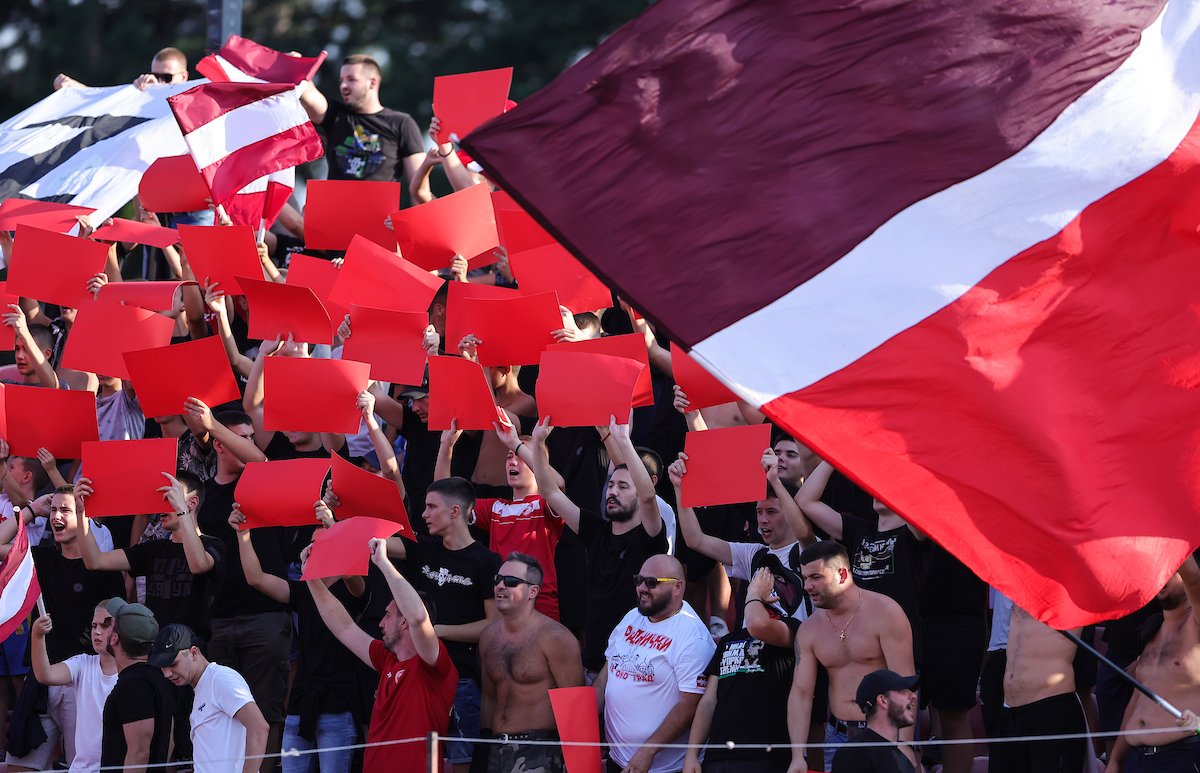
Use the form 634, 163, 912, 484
224, 168, 295, 230
196, 36, 326, 85
0, 517, 41, 642
166, 82, 322, 205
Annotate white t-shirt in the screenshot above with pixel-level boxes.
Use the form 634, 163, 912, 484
655, 496, 677, 556
603, 602, 715, 773
191, 663, 255, 773
727, 540, 811, 621
65, 654, 119, 773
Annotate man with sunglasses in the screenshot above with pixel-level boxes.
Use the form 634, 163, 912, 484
478, 553, 583, 773
54, 47, 189, 91
595, 554, 715, 773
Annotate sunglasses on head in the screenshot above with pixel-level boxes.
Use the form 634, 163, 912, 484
633, 575, 680, 589
493, 574, 531, 588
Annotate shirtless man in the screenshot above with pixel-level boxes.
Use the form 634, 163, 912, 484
786, 541, 915, 773
479, 552, 584, 773
1107, 554, 1200, 772
988, 605, 1087, 773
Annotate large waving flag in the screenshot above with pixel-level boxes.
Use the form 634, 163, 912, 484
224, 168, 295, 230
0, 518, 40, 642
464, 0, 1200, 627
196, 36, 327, 86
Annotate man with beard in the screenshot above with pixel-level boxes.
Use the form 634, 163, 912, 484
1106, 554, 1200, 772
831, 671, 920, 773
596, 554, 715, 773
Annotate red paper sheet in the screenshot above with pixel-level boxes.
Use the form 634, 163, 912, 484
680, 424, 773, 508
443, 282, 519, 355
427, 356, 499, 431
90, 218, 181, 249
549, 687, 602, 773
237, 276, 332, 345
6, 385, 98, 458
286, 255, 348, 322
0, 282, 20, 350
328, 235, 444, 313
389, 183, 499, 271
304, 180, 400, 250
330, 453, 412, 534
138, 155, 210, 214
342, 304, 429, 385
495, 205, 556, 255
177, 224, 262, 295
448, 290, 561, 366
0, 201, 94, 233
433, 68, 514, 144
263, 358, 370, 434
234, 458, 331, 529
8, 225, 110, 308
546, 334, 653, 408
96, 280, 196, 312
672, 348, 741, 410
80, 439, 178, 518
536, 351, 644, 427
61, 301, 176, 381
122, 337, 243, 419
510, 242, 612, 313
300, 516, 403, 580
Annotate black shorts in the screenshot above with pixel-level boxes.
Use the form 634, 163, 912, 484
988, 692, 1089, 773
1072, 625, 1098, 690
922, 614, 988, 710
1126, 735, 1200, 773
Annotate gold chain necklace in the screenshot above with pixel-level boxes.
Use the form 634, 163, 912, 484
826, 595, 863, 642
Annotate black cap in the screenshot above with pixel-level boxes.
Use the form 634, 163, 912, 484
147, 623, 198, 668
855, 670, 920, 712
399, 366, 430, 400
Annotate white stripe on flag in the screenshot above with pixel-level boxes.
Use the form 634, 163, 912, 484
694, 0, 1200, 405
214, 55, 268, 84
185, 91, 311, 170
0, 550, 35, 623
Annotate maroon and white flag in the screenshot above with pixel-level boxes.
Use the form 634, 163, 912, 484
224, 168, 295, 230
464, 0, 1200, 627
196, 36, 326, 85
0, 517, 40, 642
166, 82, 322, 205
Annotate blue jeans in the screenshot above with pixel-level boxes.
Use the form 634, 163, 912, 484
282, 711, 356, 773
444, 678, 481, 764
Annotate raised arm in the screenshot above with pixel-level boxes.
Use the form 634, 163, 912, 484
303, 546, 374, 667
229, 505, 290, 604
159, 473, 215, 575
764, 450, 814, 547
299, 79, 329, 125
5, 304, 58, 389
185, 398, 267, 464
30, 616, 73, 686
667, 453, 732, 565
358, 390, 401, 484
672, 386, 708, 433
73, 478, 132, 572
529, 417, 580, 533
434, 422, 461, 481
1181, 554, 1200, 625
794, 460, 843, 540
607, 416, 661, 537
370, 538, 441, 665
203, 280, 255, 378
744, 567, 796, 647
428, 118, 477, 192
37, 448, 68, 490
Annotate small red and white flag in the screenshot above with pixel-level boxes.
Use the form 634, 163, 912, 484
196, 36, 326, 86
0, 517, 41, 642
166, 82, 323, 206
224, 167, 295, 230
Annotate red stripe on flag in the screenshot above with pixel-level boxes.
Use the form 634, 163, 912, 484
167, 82, 297, 134
764, 116, 1200, 628
0, 519, 41, 643
220, 36, 326, 84
198, 124, 321, 204
195, 55, 231, 83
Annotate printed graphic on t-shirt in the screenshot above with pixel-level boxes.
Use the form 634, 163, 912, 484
852, 535, 898, 579
420, 565, 473, 587
717, 638, 766, 679
623, 624, 674, 651
147, 557, 193, 599
610, 652, 655, 682
334, 124, 384, 178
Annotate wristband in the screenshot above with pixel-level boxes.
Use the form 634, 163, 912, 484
745, 598, 770, 610
438, 146, 453, 157
514, 441, 525, 456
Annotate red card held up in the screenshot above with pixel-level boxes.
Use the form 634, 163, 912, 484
537, 351, 644, 427
96, 280, 197, 312
90, 218, 181, 249
300, 516, 403, 580
390, 183, 499, 270
236, 276, 332, 345
61, 301, 176, 381
304, 180, 400, 250
6, 384, 98, 458
443, 281, 519, 359
672, 348, 741, 410
234, 458, 331, 529
8, 225, 110, 308
342, 304, 428, 386
0, 201, 94, 233
510, 242, 612, 314
433, 68, 513, 144
330, 453, 412, 535
286, 255, 348, 322
450, 290, 560, 367
546, 334, 653, 408
122, 336, 243, 419
494, 204, 556, 255
0, 282, 19, 350
427, 356, 499, 431
549, 687, 602, 773
680, 424, 773, 508
80, 439, 178, 518
177, 224, 261, 295
139, 155, 210, 214
328, 235, 443, 313
263, 357, 370, 434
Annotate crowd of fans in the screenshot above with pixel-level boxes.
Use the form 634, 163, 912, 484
0, 44, 1196, 773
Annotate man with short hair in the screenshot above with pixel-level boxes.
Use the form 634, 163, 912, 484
2, 307, 58, 388
55, 46, 189, 91
479, 552, 583, 772
831, 670, 919, 773
100, 600, 175, 773
150, 624, 269, 773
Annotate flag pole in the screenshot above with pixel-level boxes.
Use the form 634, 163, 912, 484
35, 594, 45, 619
1061, 630, 1187, 721
257, 217, 266, 245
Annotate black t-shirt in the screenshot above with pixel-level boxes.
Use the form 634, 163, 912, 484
32, 545, 125, 663
124, 536, 225, 639
286, 579, 369, 726
101, 662, 176, 771
402, 536, 501, 683
197, 477, 289, 618
919, 543, 987, 620
831, 728, 917, 773
320, 102, 423, 182
577, 508, 669, 671
703, 622, 800, 765
400, 409, 441, 534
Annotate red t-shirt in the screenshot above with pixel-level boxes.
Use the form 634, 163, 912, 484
366, 638, 458, 772
475, 494, 564, 619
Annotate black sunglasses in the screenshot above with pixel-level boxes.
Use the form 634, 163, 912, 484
633, 575, 681, 589
147, 72, 180, 83
493, 574, 531, 588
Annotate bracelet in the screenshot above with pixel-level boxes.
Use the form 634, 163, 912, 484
745, 598, 769, 610
600, 432, 611, 442
514, 441, 525, 456
438, 146, 453, 157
